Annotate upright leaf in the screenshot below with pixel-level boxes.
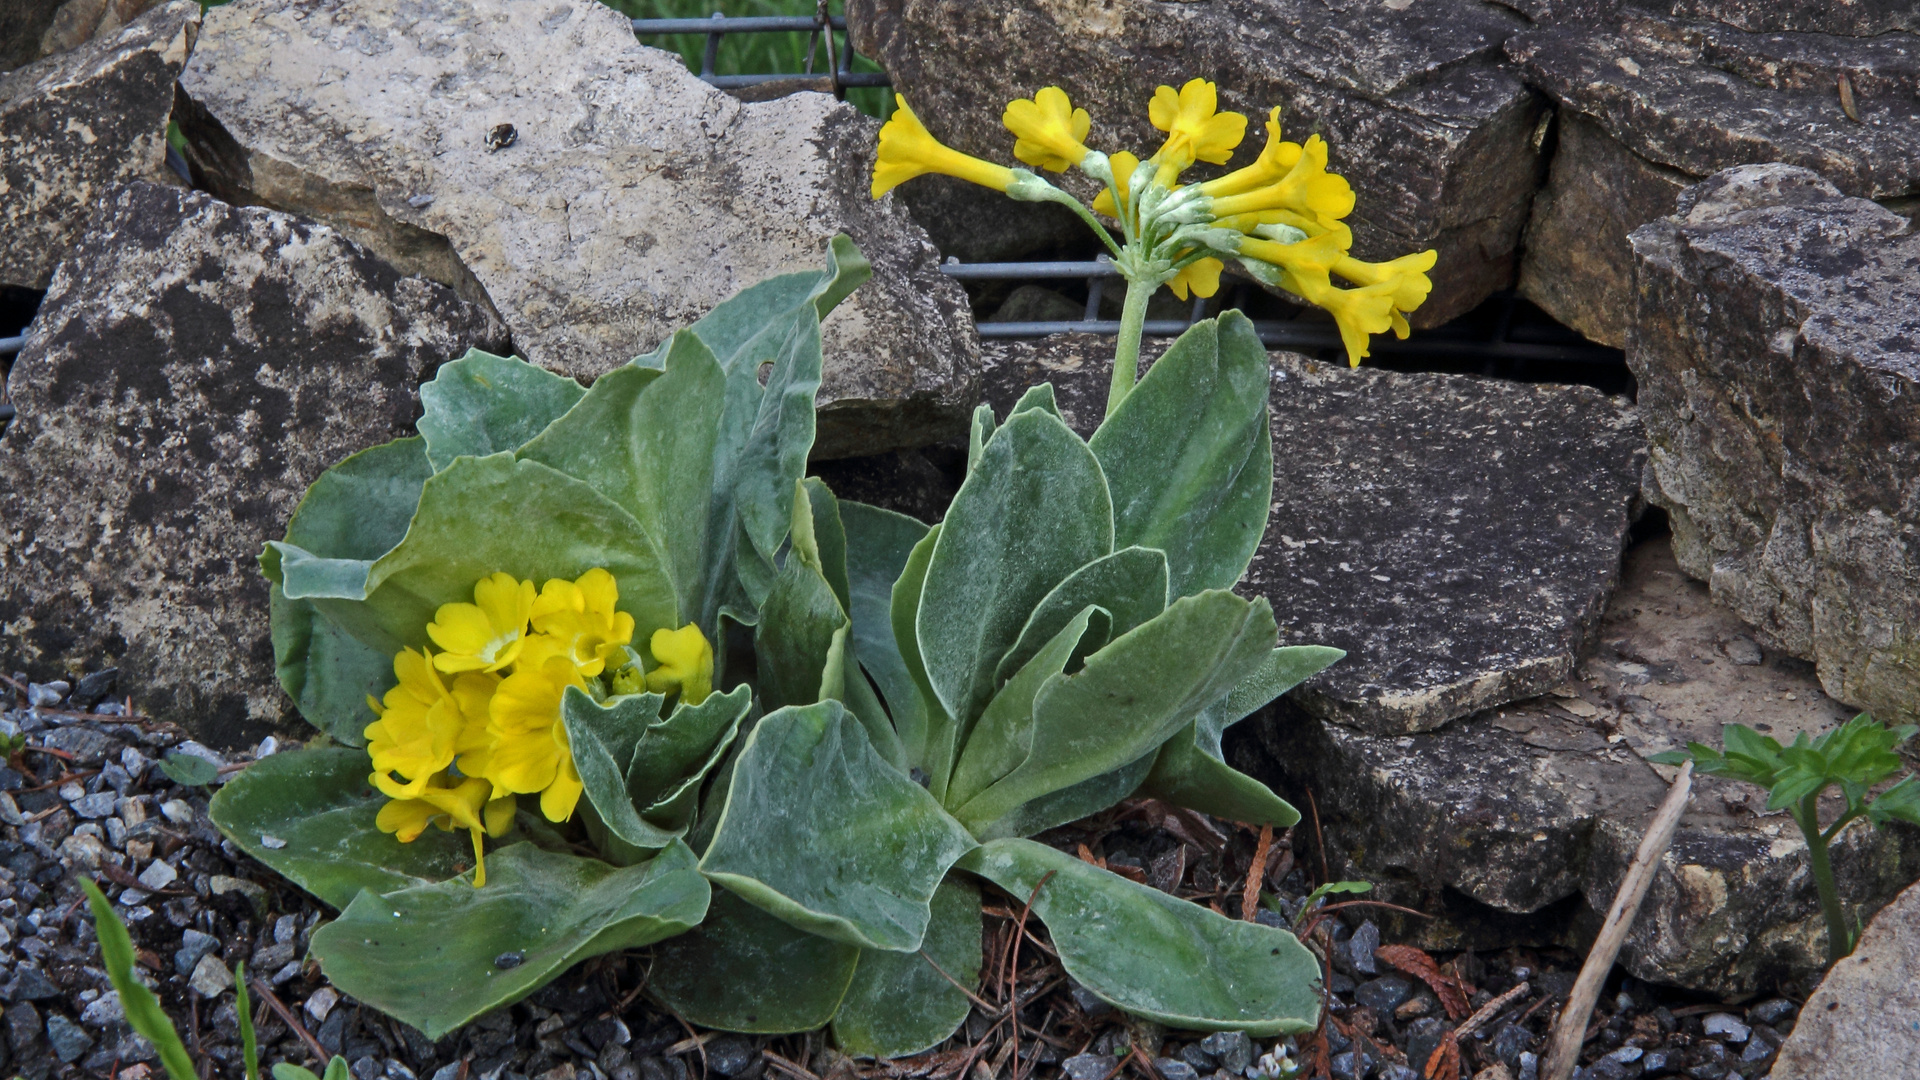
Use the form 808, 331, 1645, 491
276, 454, 679, 657
561, 688, 682, 856
892, 524, 956, 799
953, 592, 1278, 837
517, 333, 723, 627
947, 608, 1099, 811
263, 437, 434, 744
82, 880, 199, 1080
629, 684, 754, 827
416, 350, 586, 472
920, 409, 1113, 730
756, 552, 852, 713
1089, 312, 1273, 596
841, 500, 933, 768
832, 876, 983, 1058
208, 748, 470, 909
958, 838, 1321, 1034
994, 547, 1170, 686
311, 842, 709, 1038
650, 888, 861, 1033
700, 702, 978, 952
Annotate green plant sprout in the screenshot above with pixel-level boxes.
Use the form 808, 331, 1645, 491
82, 878, 350, 1080
1651, 714, 1920, 963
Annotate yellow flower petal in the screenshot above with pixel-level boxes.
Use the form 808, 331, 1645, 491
1334, 250, 1439, 314
1206, 135, 1355, 222
1198, 108, 1302, 199
375, 793, 439, 843
1092, 150, 1142, 218
427, 573, 535, 673
540, 759, 584, 823
1167, 257, 1224, 301
364, 648, 466, 798
1004, 86, 1093, 173
646, 624, 714, 705
873, 96, 1016, 198
530, 568, 635, 678
1147, 79, 1247, 182
1285, 271, 1399, 367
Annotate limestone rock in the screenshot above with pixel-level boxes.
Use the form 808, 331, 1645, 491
1497, 0, 1917, 37
1769, 877, 1920, 1080
1629, 164, 1920, 724
0, 0, 196, 290
0, 0, 64, 70
1509, 14, 1920, 343
978, 333, 1647, 735
1239, 534, 1920, 993
35, 0, 169, 60
848, 0, 1549, 327
177, 0, 976, 459
0, 182, 507, 747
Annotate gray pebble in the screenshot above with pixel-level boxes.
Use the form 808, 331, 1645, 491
105, 816, 128, 848
72, 791, 118, 819
431, 1066, 463, 1080
1704, 1013, 1751, 1043
1179, 1044, 1217, 1071
1061, 1054, 1114, 1080
27, 681, 68, 708
175, 928, 219, 974
387, 1065, 418, 1080
1746, 999, 1795, 1027
1070, 983, 1113, 1017
188, 953, 234, 996
80, 991, 124, 1027
1152, 1059, 1198, 1080
1607, 1047, 1643, 1064
10, 965, 62, 1000
47, 1011, 94, 1063
139, 859, 179, 891
1377, 1067, 1419, 1080
1517, 1051, 1539, 1080
351, 1057, 385, 1080
1328, 1051, 1363, 1080
705, 1034, 757, 1077
1353, 974, 1414, 1014
1640, 1049, 1677, 1074
120, 746, 149, 776
1345, 920, 1379, 975
1493, 1023, 1532, 1066
1726, 636, 1763, 666
1199, 1031, 1253, 1074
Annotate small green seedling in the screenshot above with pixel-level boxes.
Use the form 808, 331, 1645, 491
82, 878, 347, 1080
159, 752, 220, 787
1651, 714, 1920, 962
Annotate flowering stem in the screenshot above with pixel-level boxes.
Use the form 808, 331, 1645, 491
1106, 275, 1155, 418
1795, 794, 1853, 963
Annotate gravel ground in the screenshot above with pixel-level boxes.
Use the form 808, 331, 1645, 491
0, 675, 1799, 1080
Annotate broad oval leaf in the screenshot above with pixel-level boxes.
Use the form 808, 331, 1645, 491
263, 437, 434, 744
994, 546, 1170, 686
1089, 312, 1273, 597
920, 408, 1113, 730
208, 748, 470, 910
832, 875, 983, 1059
277, 453, 680, 657
310, 841, 709, 1039
649, 887, 860, 1033
958, 838, 1321, 1034
416, 349, 586, 472
700, 701, 978, 952
953, 591, 1279, 837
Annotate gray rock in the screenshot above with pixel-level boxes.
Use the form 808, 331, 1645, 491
79, 991, 122, 1027
704, 1035, 756, 1078
9, 966, 60, 1000
46, 1011, 91, 1063
0, 0, 65, 71
1198, 1031, 1252, 1075
1771, 877, 1920, 1078
1703, 1014, 1750, 1043
1243, 532, 1920, 993
1508, 14, 1920, 344
1345, 920, 1380, 976
174, 927, 217, 974
1069, 983, 1113, 1017
178, 0, 976, 459
895, 174, 1086, 265
980, 334, 1646, 733
1746, 999, 1795, 1027
1062, 1055, 1112, 1080
1628, 164, 1920, 724
850, 0, 1548, 328
71, 667, 117, 708
1152, 1061, 1199, 1080
0, 181, 507, 745
25, 681, 64, 707
0, 0, 195, 290
39, 726, 115, 765
1353, 975, 1414, 1015
70, 791, 115, 818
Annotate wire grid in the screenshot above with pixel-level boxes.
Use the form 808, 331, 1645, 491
629, 11, 888, 95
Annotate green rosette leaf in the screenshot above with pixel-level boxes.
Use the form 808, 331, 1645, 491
700, 701, 978, 952
416, 349, 586, 472
649, 888, 860, 1033
561, 688, 681, 860
959, 838, 1321, 1035
630, 684, 753, 831
311, 841, 708, 1039
208, 748, 469, 909
832, 876, 983, 1058
840, 500, 933, 766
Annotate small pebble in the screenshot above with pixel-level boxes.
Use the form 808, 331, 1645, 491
275, 915, 299, 944
189, 953, 235, 996
1607, 1047, 1643, 1064
138, 859, 178, 891
1353, 974, 1415, 1014
28, 681, 69, 708
159, 799, 193, 825
387, 1064, 418, 1080
1152, 1060, 1199, 1080
47, 1011, 94, 1062
1704, 1013, 1751, 1043
1199, 1031, 1253, 1074
176, 928, 219, 974
257, 735, 280, 758
1746, 999, 1796, 1027
1345, 920, 1380, 975
1061, 1054, 1112, 1080
351, 1057, 384, 1080
705, 1034, 757, 1077
1070, 983, 1113, 1017
306, 986, 340, 1022
73, 791, 117, 818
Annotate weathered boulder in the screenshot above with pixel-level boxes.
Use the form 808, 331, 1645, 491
1510, 14, 1920, 344
1629, 164, 1920, 725
848, 0, 1549, 328
1498, 0, 1917, 36
1238, 534, 1920, 994
177, 0, 976, 459
979, 333, 1647, 735
0, 0, 64, 70
1769, 876, 1920, 1080
0, 0, 195, 291
0, 182, 507, 748
34, 0, 169, 60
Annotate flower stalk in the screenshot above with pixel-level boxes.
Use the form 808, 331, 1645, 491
873, 79, 1440, 417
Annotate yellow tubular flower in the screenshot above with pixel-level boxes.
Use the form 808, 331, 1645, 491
1237, 231, 1349, 281
1091, 150, 1143, 218
1206, 135, 1355, 222
373, 772, 512, 886
364, 648, 489, 799
485, 653, 588, 821
872, 96, 1017, 198
646, 624, 714, 705
1198, 108, 1302, 199
1287, 272, 1400, 367
530, 568, 635, 678
427, 572, 536, 674
1218, 208, 1356, 252
1148, 79, 1247, 185
1167, 256, 1224, 301
1004, 86, 1092, 173
1334, 250, 1440, 314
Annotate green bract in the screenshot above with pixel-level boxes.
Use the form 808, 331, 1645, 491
213, 237, 1344, 1053
650, 310, 1342, 1053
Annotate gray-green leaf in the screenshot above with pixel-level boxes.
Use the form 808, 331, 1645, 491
649, 887, 860, 1033
417, 349, 586, 472
832, 876, 982, 1058
561, 688, 681, 856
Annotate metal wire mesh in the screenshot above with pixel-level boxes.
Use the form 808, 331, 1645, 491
630, 12, 889, 94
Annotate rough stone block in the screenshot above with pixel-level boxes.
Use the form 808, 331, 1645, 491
1509, 14, 1920, 343
1241, 535, 1920, 993
979, 333, 1646, 734
0, 0, 195, 290
1628, 164, 1920, 724
1771, 876, 1920, 1079
0, 182, 507, 747
849, 0, 1550, 328
177, 0, 977, 459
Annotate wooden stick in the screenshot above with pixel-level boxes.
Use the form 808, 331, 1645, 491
1542, 761, 1692, 1080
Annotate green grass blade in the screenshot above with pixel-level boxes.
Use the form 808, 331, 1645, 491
237, 961, 259, 1080
81, 879, 201, 1080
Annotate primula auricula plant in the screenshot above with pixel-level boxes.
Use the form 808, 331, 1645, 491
872, 79, 1440, 413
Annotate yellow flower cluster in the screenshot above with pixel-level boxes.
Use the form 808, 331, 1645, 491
364, 569, 713, 885
871, 80, 1439, 367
